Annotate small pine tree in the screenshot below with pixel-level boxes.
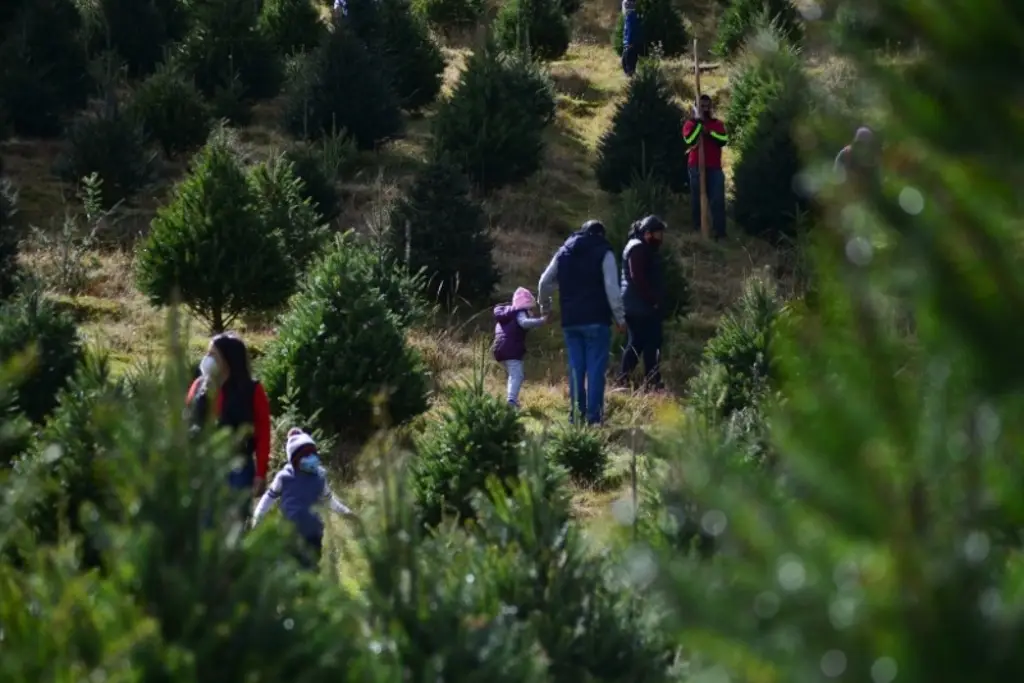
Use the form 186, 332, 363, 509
412, 382, 524, 526
0, 174, 21, 301
729, 37, 809, 242
174, 0, 282, 102
714, 0, 803, 59
595, 61, 688, 194
0, 288, 83, 424
387, 155, 498, 306
135, 131, 294, 332
127, 64, 212, 158
283, 137, 355, 224
612, 0, 688, 58
57, 101, 153, 208
411, 0, 483, 36
432, 45, 555, 192
494, 0, 571, 62
283, 16, 403, 148
259, 234, 429, 441
0, 0, 92, 138
346, 0, 445, 111
87, 0, 176, 78
258, 0, 325, 54
546, 425, 607, 484
248, 152, 327, 270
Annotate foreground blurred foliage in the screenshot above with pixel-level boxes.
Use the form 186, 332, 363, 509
2, 1, 1024, 681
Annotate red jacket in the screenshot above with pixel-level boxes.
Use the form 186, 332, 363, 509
187, 378, 271, 480
682, 117, 728, 169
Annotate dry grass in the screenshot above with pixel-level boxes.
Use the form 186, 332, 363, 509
3, 6, 786, 530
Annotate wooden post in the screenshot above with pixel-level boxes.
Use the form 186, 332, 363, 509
693, 38, 710, 240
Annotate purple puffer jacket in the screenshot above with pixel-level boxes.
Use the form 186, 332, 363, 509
493, 305, 528, 362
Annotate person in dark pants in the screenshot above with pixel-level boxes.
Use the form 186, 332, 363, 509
538, 220, 626, 425
682, 94, 729, 239
621, 0, 641, 77
618, 215, 667, 390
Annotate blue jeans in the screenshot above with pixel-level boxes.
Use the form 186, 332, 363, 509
689, 167, 726, 238
563, 324, 612, 424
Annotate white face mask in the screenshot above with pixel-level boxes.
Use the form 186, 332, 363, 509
199, 355, 218, 378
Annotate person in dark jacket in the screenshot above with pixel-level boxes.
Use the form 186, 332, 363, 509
618, 215, 667, 389
538, 220, 626, 425
187, 333, 272, 508
621, 0, 641, 77
493, 287, 547, 408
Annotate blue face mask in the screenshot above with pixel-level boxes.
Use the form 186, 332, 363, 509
298, 454, 321, 473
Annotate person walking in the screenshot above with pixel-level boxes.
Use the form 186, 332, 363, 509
252, 429, 355, 570
682, 94, 729, 240
834, 126, 878, 183
187, 333, 272, 513
618, 215, 667, 390
538, 220, 626, 425
621, 0, 641, 78
493, 287, 548, 409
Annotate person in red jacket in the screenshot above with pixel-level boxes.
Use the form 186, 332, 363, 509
682, 94, 728, 240
187, 333, 271, 507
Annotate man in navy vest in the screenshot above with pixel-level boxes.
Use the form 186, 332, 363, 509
538, 220, 626, 425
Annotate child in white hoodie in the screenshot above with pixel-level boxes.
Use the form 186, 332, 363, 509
252, 429, 354, 568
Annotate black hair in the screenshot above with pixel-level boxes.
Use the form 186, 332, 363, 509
699, 94, 712, 102
211, 332, 253, 388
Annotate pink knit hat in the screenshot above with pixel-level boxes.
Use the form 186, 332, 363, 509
512, 287, 536, 310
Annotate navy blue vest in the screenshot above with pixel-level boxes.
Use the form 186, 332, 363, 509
556, 231, 613, 328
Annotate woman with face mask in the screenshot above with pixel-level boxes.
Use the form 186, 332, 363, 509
187, 333, 272, 507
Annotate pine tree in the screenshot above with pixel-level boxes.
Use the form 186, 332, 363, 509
432, 44, 555, 192
612, 0, 688, 58
248, 152, 327, 270
595, 61, 688, 194
714, 0, 803, 59
88, 0, 177, 78
0, 0, 92, 138
346, 0, 445, 111
135, 131, 294, 332
0, 171, 20, 301
258, 0, 325, 54
387, 155, 498, 305
283, 14, 403, 148
494, 0, 571, 61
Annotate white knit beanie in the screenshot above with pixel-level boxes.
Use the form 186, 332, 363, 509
286, 428, 317, 461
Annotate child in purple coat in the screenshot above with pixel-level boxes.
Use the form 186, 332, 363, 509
493, 287, 547, 408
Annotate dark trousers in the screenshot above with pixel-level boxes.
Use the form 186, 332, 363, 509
689, 166, 727, 238
295, 533, 323, 570
619, 315, 663, 388
622, 45, 639, 77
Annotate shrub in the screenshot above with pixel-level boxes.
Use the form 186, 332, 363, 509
258, 0, 325, 54
259, 234, 429, 441
346, 0, 445, 111
174, 0, 282, 102
595, 61, 688, 194
714, 0, 803, 59
128, 65, 211, 158
612, 0, 688, 58
248, 152, 328, 270
387, 155, 498, 305
412, 382, 524, 526
87, 0, 177, 78
0, 288, 83, 424
283, 15, 403, 148
135, 131, 294, 332
56, 102, 153, 209
411, 0, 483, 35
432, 45, 555, 192
0, 0, 92, 138
494, 0, 571, 62
0, 175, 21, 301
282, 131, 357, 223
546, 425, 607, 484
729, 41, 809, 242
688, 273, 781, 422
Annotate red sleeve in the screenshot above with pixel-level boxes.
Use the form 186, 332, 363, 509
682, 119, 695, 137
709, 119, 727, 135
186, 378, 201, 404
252, 383, 271, 479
